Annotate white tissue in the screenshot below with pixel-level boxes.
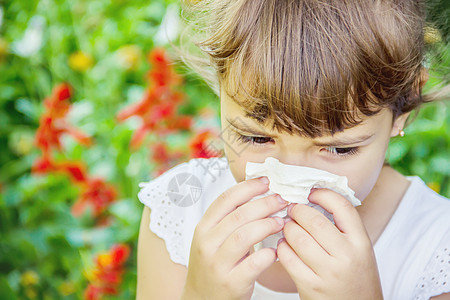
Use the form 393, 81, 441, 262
245, 157, 361, 252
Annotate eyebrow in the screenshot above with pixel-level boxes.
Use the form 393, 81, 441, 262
226, 117, 277, 137
313, 134, 375, 146
226, 117, 374, 146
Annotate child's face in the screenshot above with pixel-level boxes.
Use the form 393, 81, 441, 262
220, 90, 406, 201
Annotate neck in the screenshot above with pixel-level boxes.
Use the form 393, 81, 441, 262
356, 165, 411, 245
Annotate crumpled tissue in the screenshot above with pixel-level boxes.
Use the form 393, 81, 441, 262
245, 157, 361, 252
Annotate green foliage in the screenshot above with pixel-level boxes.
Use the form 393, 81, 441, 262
0, 0, 217, 298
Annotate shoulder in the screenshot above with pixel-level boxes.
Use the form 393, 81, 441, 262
399, 176, 450, 251
406, 176, 450, 224
374, 176, 450, 298
412, 177, 450, 300
137, 156, 236, 267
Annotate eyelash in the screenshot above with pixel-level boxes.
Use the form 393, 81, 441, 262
235, 133, 360, 157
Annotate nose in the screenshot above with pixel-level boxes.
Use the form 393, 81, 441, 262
272, 136, 318, 168
273, 153, 315, 168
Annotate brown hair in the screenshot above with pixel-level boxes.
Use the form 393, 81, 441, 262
181, 0, 433, 137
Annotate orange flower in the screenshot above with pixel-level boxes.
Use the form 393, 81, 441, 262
84, 244, 130, 300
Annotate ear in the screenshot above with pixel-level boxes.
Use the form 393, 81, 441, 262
390, 112, 411, 137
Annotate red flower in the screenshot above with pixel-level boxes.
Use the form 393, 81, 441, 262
189, 130, 223, 159
116, 48, 192, 153
31, 156, 56, 174
57, 161, 88, 183
84, 284, 101, 300
33, 83, 117, 220
111, 244, 130, 265
71, 178, 117, 217
84, 244, 130, 300
34, 83, 92, 157
54, 83, 72, 101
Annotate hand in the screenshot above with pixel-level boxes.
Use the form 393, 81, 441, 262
181, 177, 289, 300
276, 189, 384, 300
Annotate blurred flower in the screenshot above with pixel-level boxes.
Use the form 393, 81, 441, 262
84, 244, 130, 300
84, 284, 102, 300
25, 288, 38, 299
116, 45, 142, 71
34, 83, 92, 157
71, 178, 117, 217
189, 129, 223, 158
9, 131, 34, 156
11, 15, 45, 57
427, 182, 440, 193
117, 48, 192, 150
69, 51, 94, 72
424, 26, 442, 44
59, 281, 76, 296
58, 160, 89, 183
20, 270, 39, 286
150, 142, 185, 176
33, 83, 117, 219
154, 4, 181, 45
31, 156, 56, 174
0, 37, 8, 62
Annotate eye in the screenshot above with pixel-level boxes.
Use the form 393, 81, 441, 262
236, 134, 274, 146
323, 146, 359, 157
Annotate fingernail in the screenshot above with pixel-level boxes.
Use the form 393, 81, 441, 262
277, 238, 286, 246
259, 176, 269, 185
287, 204, 293, 215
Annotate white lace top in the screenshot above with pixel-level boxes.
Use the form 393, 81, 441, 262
138, 157, 450, 300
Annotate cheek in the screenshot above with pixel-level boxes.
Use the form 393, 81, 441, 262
346, 161, 383, 201
223, 143, 247, 183
224, 144, 273, 184
344, 147, 388, 201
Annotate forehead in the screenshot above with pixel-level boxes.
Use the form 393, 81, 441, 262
220, 88, 393, 137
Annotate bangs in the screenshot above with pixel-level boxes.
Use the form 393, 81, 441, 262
193, 0, 425, 138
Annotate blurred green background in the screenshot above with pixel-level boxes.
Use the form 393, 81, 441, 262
0, 0, 448, 299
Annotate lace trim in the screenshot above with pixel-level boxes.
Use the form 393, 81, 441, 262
413, 237, 450, 299
137, 157, 231, 267
138, 166, 188, 266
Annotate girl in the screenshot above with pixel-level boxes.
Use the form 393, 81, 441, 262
137, 0, 450, 299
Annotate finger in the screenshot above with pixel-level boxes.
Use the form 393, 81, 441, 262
217, 217, 284, 269
287, 203, 350, 257
277, 237, 319, 286
199, 176, 270, 231
229, 247, 277, 291
283, 219, 332, 274
308, 189, 367, 238
207, 193, 289, 249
